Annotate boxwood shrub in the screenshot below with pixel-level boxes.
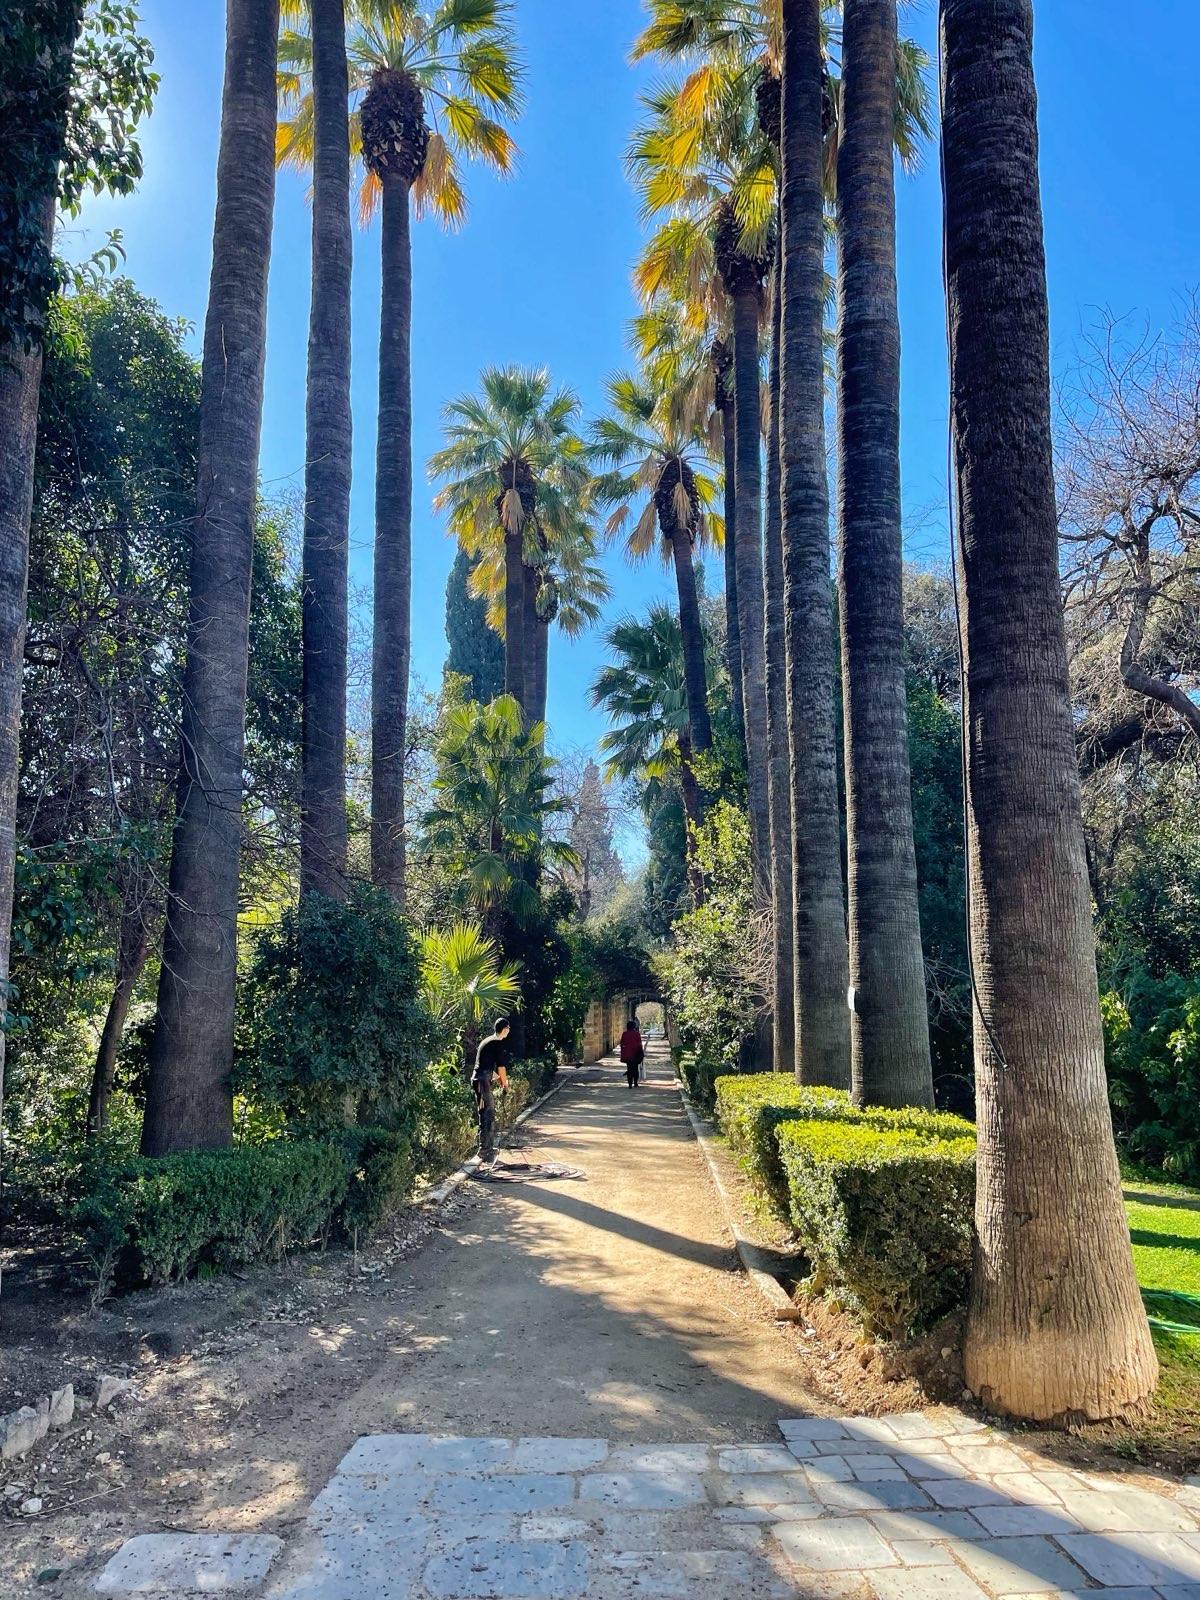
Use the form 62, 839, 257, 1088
713, 1074, 975, 1219
776, 1118, 976, 1339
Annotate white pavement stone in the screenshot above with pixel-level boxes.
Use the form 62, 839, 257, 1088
882, 1413, 956, 1441
892, 1540, 956, 1567
602, 1548, 790, 1599
276, 1529, 428, 1600
306, 1474, 428, 1531
1056, 1531, 1200, 1588
812, 1479, 934, 1512
428, 1473, 576, 1516
972, 1506, 1080, 1538
511, 1438, 610, 1473
777, 1418, 850, 1441
891, 1453, 963, 1479
338, 1433, 513, 1475
718, 1445, 803, 1474
605, 1444, 711, 1472
520, 1516, 592, 1540
849, 1461, 910, 1482
953, 1535, 1088, 1594
774, 1515, 898, 1571
924, 1478, 1014, 1509
579, 1470, 706, 1510
1054, 1486, 1198, 1532
423, 1536, 589, 1598
988, 1473, 1066, 1506
722, 1473, 820, 1508
804, 1458, 857, 1483
869, 1569, 989, 1599
868, 1510, 989, 1544
95, 1533, 283, 1594
948, 1446, 1030, 1474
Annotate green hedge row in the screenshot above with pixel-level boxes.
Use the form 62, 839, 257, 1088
777, 1119, 976, 1339
713, 1073, 974, 1218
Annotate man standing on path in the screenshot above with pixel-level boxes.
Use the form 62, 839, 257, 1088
619, 1016, 644, 1089
472, 1018, 510, 1166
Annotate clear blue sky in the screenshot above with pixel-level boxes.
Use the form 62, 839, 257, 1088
68, 0, 1200, 764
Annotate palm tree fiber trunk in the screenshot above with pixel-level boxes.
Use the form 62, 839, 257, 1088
299, 0, 352, 903
669, 525, 713, 756
370, 173, 413, 904
780, 0, 851, 1089
503, 529, 526, 716
142, 0, 279, 1155
942, 0, 1156, 1421
837, 0, 932, 1109
720, 396, 745, 750
764, 252, 796, 1074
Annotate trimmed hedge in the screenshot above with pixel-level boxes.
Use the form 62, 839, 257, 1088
777, 1118, 976, 1339
713, 1074, 975, 1218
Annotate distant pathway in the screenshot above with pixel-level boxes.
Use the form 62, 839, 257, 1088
88, 1047, 1200, 1598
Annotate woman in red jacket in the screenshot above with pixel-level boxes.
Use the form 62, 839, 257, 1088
618, 1017, 644, 1089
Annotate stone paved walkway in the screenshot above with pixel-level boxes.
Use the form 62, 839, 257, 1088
94, 1411, 1200, 1597
87, 1051, 1200, 1597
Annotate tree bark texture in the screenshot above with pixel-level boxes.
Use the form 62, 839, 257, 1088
942, 0, 1157, 1421
503, 529, 527, 715
732, 289, 774, 926
670, 523, 713, 756
142, 0, 279, 1155
299, 0, 352, 903
780, 0, 851, 1089
720, 394, 746, 749
370, 174, 413, 903
87, 917, 151, 1136
837, 0, 933, 1108
764, 254, 797, 1074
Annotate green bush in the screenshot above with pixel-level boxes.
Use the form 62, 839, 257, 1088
335, 1126, 416, 1235
235, 885, 433, 1132
713, 1073, 975, 1218
678, 1051, 725, 1112
73, 1142, 351, 1291
1103, 972, 1200, 1182
776, 1118, 976, 1339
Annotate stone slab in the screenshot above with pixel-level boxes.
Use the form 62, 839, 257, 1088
774, 1515, 899, 1571
578, 1470, 706, 1510
511, 1438, 610, 1473
869, 1569, 989, 1599
423, 1536, 588, 1598
95, 1533, 283, 1594
718, 1445, 803, 1474
953, 1535, 1088, 1594
338, 1433, 512, 1476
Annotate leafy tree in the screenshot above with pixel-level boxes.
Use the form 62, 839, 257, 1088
444, 544, 504, 703
278, 0, 523, 900
420, 918, 519, 1069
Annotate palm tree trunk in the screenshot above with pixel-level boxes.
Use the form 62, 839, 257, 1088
780, 0, 851, 1089
720, 393, 745, 748
678, 737, 705, 905
299, 0, 352, 904
942, 0, 1156, 1421
764, 250, 796, 1075
503, 529, 527, 715
87, 917, 151, 1137
141, 0, 279, 1156
522, 563, 546, 727
370, 173, 412, 905
669, 523, 713, 756
731, 291, 773, 917
837, 0, 932, 1109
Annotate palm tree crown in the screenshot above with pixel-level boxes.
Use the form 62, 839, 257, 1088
278, 0, 523, 226
590, 606, 694, 785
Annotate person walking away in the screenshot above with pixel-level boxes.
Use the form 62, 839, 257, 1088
472, 1018, 511, 1165
619, 1017, 644, 1088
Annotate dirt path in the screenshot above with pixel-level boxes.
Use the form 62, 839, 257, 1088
4, 1047, 841, 1595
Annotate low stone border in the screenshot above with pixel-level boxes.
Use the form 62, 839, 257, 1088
675, 1081, 804, 1323
419, 1070, 571, 1207
0, 1374, 135, 1465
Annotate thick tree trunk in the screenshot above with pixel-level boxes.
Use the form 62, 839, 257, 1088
720, 394, 745, 748
764, 253, 796, 1075
503, 529, 527, 716
370, 174, 413, 904
942, 0, 1156, 1421
669, 522, 713, 756
87, 920, 151, 1137
677, 739, 706, 905
142, 0, 279, 1156
731, 290, 773, 922
837, 0, 932, 1109
299, 0, 352, 903
780, 0, 851, 1089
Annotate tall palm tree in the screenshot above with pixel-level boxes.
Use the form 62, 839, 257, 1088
589, 606, 707, 902
429, 365, 603, 724
278, 0, 523, 905
281, 0, 353, 904
628, 78, 775, 912
141, 0, 280, 1155
836, 0, 932, 1108
779, 0, 848, 1089
941, 0, 1156, 1420
591, 371, 721, 762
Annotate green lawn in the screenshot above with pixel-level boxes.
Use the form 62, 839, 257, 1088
1117, 1183, 1200, 1466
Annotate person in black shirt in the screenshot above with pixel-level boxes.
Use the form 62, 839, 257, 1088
472, 1019, 511, 1166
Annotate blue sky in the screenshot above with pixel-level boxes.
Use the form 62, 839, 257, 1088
68, 0, 1199, 769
